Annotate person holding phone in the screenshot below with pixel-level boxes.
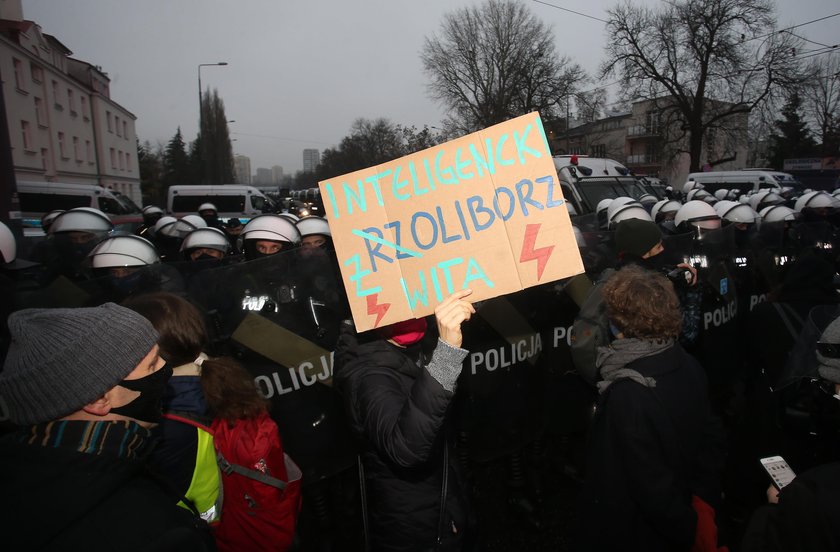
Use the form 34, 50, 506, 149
740, 314, 840, 551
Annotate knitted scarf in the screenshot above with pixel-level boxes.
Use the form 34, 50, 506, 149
596, 337, 674, 394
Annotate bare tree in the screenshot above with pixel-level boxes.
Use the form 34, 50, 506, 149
601, 0, 806, 172
421, 0, 585, 134
803, 56, 840, 156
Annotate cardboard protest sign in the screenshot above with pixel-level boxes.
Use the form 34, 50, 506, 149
319, 111, 584, 332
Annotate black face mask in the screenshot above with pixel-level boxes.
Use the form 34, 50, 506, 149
110, 363, 173, 423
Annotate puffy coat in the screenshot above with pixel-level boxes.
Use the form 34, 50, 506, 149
334, 330, 470, 552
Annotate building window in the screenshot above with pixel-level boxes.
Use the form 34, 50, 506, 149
110, 147, 116, 169
41, 148, 52, 172
13, 58, 26, 91
80, 96, 89, 119
52, 80, 62, 109
115, 116, 121, 137
35, 97, 47, 127
119, 150, 125, 170
67, 89, 76, 115
86, 140, 94, 164
122, 120, 128, 139
591, 144, 606, 158
30, 63, 43, 83
107, 111, 113, 132
21, 120, 32, 150
125, 152, 132, 172
58, 132, 67, 158
73, 136, 81, 161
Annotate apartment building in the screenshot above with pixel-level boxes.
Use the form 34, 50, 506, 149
0, 2, 141, 204
548, 97, 749, 186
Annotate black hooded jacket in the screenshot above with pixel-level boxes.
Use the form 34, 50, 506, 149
334, 327, 470, 552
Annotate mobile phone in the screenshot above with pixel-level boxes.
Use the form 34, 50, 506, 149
760, 455, 796, 490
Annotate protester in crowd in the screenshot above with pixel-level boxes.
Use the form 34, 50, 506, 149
222, 218, 243, 255
578, 265, 724, 552
740, 313, 840, 552
335, 289, 476, 552
0, 303, 214, 549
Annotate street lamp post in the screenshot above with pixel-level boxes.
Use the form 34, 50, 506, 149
197, 62, 228, 184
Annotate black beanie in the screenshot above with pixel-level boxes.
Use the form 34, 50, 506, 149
614, 218, 662, 257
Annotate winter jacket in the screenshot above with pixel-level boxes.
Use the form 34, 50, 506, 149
0, 420, 215, 551
578, 343, 725, 552
334, 330, 470, 552
741, 462, 840, 552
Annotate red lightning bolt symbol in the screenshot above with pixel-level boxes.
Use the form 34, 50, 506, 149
366, 293, 390, 328
519, 223, 555, 281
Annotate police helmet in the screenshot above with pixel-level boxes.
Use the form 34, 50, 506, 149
795, 191, 840, 212
832, 189, 840, 198
682, 180, 703, 195
0, 220, 15, 264
296, 216, 331, 238
197, 202, 218, 214
638, 194, 658, 207
279, 213, 300, 224
749, 191, 785, 212
141, 205, 164, 216
606, 197, 639, 223
713, 189, 730, 201
41, 209, 65, 231
674, 200, 721, 230
159, 215, 207, 239
714, 200, 738, 217
153, 216, 178, 235
49, 207, 114, 234
610, 205, 652, 228
88, 234, 159, 268
686, 188, 712, 202
719, 202, 760, 224
651, 199, 682, 223
180, 227, 229, 253
241, 214, 302, 245
760, 205, 799, 223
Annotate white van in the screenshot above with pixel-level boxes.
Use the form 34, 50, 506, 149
683, 170, 786, 196
167, 185, 273, 221
17, 181, 142, 230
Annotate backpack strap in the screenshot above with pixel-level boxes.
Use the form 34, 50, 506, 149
216, 451, 288, 490
162, 411, 215, 434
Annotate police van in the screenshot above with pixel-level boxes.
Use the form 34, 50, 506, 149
553, 155, 652, 217
17, 180, 142, 232
167, 184, 273, 221
683, 170, 788, 196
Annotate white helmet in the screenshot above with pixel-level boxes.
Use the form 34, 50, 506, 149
197, 202, 218, 214
610, 205, 652, 227
153, 216, 177, 235
683, 179, 703, 194
180, 227, 229, 253
159, 215, 207, 239
674, 200, 721, 230
713, 189, 730, 201
831, 188, 840, 198
760, 205, 798, 223
638, 194, 658, 206
279, 213, 300, 224
596, 198, 613, 216
0, 220, 15, 264
714, 200, 739, 217
749, 191, 784, 211
41, 209, 65, 229
241, 214, 301, 245
296, 216, 331, 238
651, 199, 682, 222
141, 205, 164, 216
88, 234, 159, 268
795, 190, 840, 212
686, 188, 711, 202
606, 197, 639, 223
49, 207, 113, 234
718, 202, 760, 224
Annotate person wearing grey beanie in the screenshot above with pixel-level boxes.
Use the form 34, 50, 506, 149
0, 303, 214, 549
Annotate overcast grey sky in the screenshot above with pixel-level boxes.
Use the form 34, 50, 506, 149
22, 0, 839, 175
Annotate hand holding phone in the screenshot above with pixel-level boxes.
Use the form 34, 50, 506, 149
760, 455, 796, 490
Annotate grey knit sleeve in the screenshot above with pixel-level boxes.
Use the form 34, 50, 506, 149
426, 338, 469, 392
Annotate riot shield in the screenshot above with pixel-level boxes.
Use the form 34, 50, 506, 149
183, 248, 357, 482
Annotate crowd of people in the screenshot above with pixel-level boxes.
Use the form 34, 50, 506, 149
0, 179, 839, 551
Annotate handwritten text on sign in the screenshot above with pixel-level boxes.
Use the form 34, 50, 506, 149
319, 112, 584, 332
